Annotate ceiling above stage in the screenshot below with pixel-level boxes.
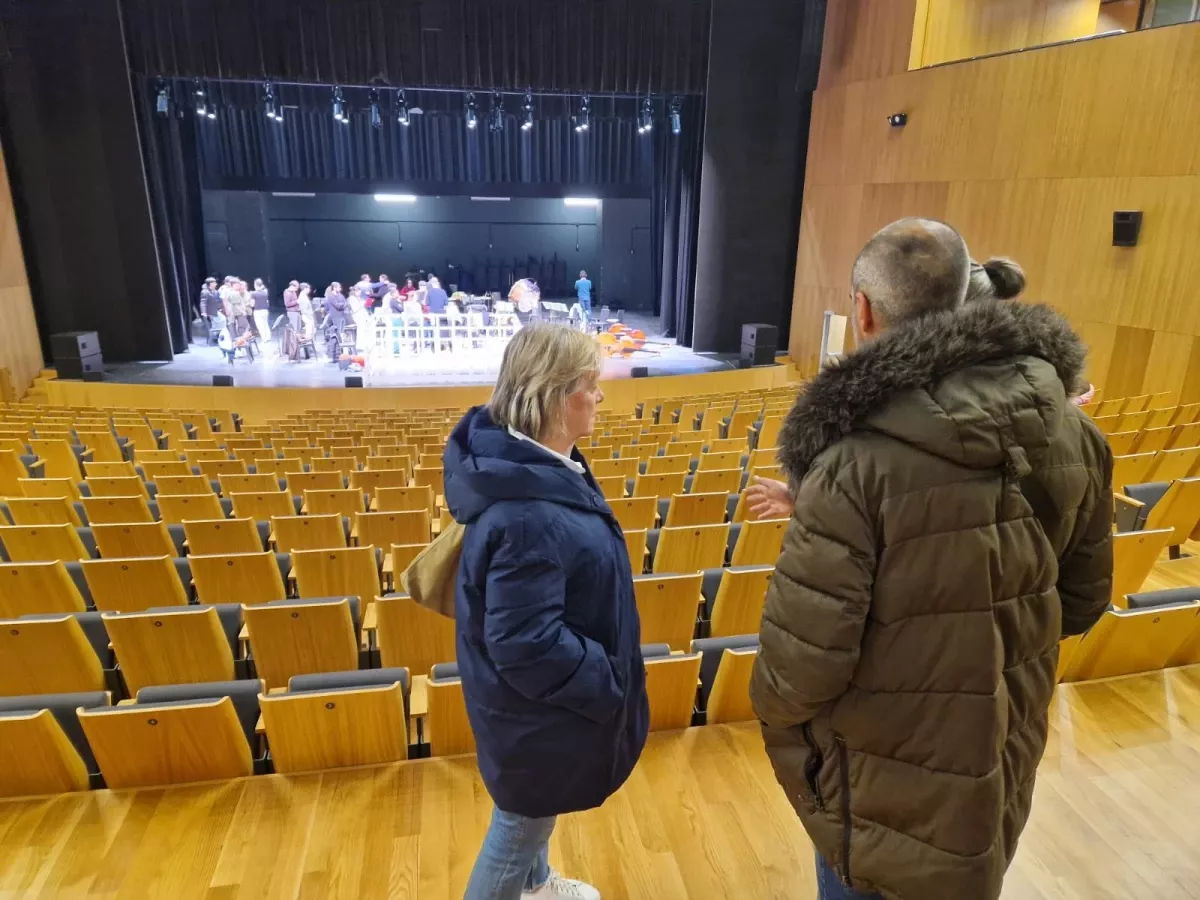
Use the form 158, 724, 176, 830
121, 0, 712, 95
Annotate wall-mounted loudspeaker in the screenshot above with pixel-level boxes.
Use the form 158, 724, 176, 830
1113, 211, 1142, 247
345, 376, 364, 388
212, 375, 234, 387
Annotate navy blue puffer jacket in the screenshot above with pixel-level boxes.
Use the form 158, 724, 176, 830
444, 406, 648, 818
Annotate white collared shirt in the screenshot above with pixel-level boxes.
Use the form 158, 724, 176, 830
508, 426, 585, 475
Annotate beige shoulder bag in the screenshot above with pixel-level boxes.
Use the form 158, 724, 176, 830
400, 520, 465, 619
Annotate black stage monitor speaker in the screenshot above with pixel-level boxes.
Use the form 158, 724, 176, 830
741, 323, 778, 367
51, 330, 103, 379
82, 370, 104, 382
345, 376, 364, 388
631, 367, 649, 379
1113, 211, 1142, 247
212, 375, 234, 387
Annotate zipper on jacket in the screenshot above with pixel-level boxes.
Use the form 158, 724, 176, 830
801, 723, 825, 811
834, 734, 852, 884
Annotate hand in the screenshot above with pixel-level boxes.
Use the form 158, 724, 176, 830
745, 476, 794, 521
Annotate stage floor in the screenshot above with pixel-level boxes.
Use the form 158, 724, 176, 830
105, 313, 739, 388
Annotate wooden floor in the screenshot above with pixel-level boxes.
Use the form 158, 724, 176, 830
1, 666, 1199, 899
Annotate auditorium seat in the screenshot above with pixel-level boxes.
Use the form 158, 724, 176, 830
81, 555, 190, 612
1116, 478, 1200, 552
261, 669, 411, 774
650, 524, 729, 574
81, 495, 155, 526
354, 510, 431, 548
85, 475, 149, 499
426, 663, 474, 758
271, 514, 347, 553
229, 490, 300, 523
0, 612, 110, 695
595, 475, 628, 501
79, 680, 264, 789
729, 517, 789, 567
20, 476, 84, 501
0, 522, 92, 562
700, 642, 759, 725
157, 492, 228, 525
0, 690, 110, 798
190, 551, 289, 606
182, 517, 265, 555
243, 596, 363, 689
701, 565, 775, 637
372, 484, 435, 516
303, 487, 365, 520
1059, 601, 1200, 682
0, 559, 88, 616
664, 492, 727, 527
1112, 452, 1159, 491
633, 573, 703, 650
689, 468, 743, 495
624, 529, 648, 574
218, 473, 280, 496
292, 545, 381, 608
1111, 528, 1174, 607
644, 648, 701, 732
610, 496, 658, 532
103, 604, 244, 694
3, 496, 84, 527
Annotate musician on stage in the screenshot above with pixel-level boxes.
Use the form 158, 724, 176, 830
251, 278, 272, 342
426, 276, 449, 314
284, 281, 301, 333
198, 277, 220, 325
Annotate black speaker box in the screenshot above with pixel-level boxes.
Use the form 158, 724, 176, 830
51, 330, 100, 361
212, 374, 234, 387
345, 376, 364, 388
1113, 211, 1143, 247
82, 370, 104, 382
56, 353, 104, 379
741, 323, 778, 350
740, 344, 776, 367
631, 366, 649, 379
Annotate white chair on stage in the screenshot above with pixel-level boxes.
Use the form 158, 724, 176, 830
401, 299, 427, 354
491, 301, 520, 342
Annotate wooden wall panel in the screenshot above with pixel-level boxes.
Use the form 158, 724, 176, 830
819, 0, 919, 87
791, 11, 1200, 401
917, 0, 1101, 68
0, 147, 43, 395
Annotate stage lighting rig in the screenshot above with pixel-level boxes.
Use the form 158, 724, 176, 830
263, 83, 283, 122
465, 93, 478, 129
669, 97, 681, 136
332, 86, 346, 123
396, 90, 410, 126
156, 81, 171, 117
575, 94, 590, 133
522, 90, 534, 131
489, 92, 505, 133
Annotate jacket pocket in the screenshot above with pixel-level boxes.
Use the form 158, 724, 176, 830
834, 733, 852, 883
801, 723, 825, 811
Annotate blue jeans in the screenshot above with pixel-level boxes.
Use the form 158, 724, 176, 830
817, 853, 883, 900
464, 807, 556, 900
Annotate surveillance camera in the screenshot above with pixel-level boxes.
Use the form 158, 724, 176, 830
888, 113, 908, 127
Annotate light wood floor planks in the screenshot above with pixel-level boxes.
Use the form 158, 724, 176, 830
2, 667, 1200, 898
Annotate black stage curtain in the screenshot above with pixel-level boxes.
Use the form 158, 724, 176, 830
652, 99, 703, 342
123, 0, 710, 95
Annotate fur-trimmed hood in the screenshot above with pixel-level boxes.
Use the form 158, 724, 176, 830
778, 301, 1088, 485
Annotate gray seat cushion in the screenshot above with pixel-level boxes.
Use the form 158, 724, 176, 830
640, 643, 671, 660
289, 667, 410, 695
1125, 588, 1200, 610
430, 661, 459, 682
0, 690, 109, 772
136, 679, 262, 746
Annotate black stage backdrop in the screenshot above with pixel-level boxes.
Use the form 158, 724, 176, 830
122, 0, 711, 95
0, 0, 709, 362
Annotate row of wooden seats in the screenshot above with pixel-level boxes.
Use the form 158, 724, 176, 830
0, 631, 761, 797
624, 519, 789, 575
1112, 446, 1200, 490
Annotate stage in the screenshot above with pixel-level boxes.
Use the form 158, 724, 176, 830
104, 313, 741, 389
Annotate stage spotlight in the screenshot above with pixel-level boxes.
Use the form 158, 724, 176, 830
574, 94, 590, 133
489, 92, 504, 133
669, 97, 681, 136
638, 96, 654, 135
396, 90, 410, 126
263, 83, 282, 122
369, 89, 382, 129
465, 92, 478, 130
156, 81, 171, 117
521, 90, 534, 131
194, 79, 208, 118
374, 194, 418, 203
332, 86, 346, 123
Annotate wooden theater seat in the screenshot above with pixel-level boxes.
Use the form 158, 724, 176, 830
705, 647, 759, 725
190, 550, 287, 606
20, 477, 82, 501
81, 556, 189, 612
1059, 602, 1200, 682
374, 595, 456, 678
634, 471, 688, 500
354, 510, 431, 548
653, 524, 730, 574
371, 484, 434, 516
0, 614, 107, 695
426, 668, 475, 758
690, 468, 742, 495
706, 565, 775, 637
5, 496, 82, 527
157, 492, 226, 525
644, 652, 701, 731
303, 488, 365, 520
292, 545, 381, 608
624, 529, 648, 575
0, 560, 88, 616
85, 475, 149, 499
665, 492, 727, 527
271, 514, 346, 552
92, 521, 176, 558
0, 709, 93, 798
1111, 528, 1173, 607
0, 523, 90, 562
103, 606, 238, 694
243, 598, 360, 690
730, 517, 789, 566
610, 496, 658, 533
633, 573, 703, 651
78, 697, 254, 789
595, 475, 627, 501
81, 495, 154, 526
260, 678, 410, 774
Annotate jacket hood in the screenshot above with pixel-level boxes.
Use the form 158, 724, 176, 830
444, 406, 601, 525
778, 301, 1088, 485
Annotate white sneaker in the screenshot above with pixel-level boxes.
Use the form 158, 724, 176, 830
520, 869, 601, 900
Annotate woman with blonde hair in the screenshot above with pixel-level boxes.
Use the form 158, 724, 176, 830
445, 324, 648, 900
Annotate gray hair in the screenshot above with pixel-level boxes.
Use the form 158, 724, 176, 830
490, 324, 602, 441
851, 218, 970, 325
966, 257, 1026, 304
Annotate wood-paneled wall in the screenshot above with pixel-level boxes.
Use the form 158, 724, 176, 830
914, 0, 1101, 68
791, 10, 1200, 404
0, 147, 43, 396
